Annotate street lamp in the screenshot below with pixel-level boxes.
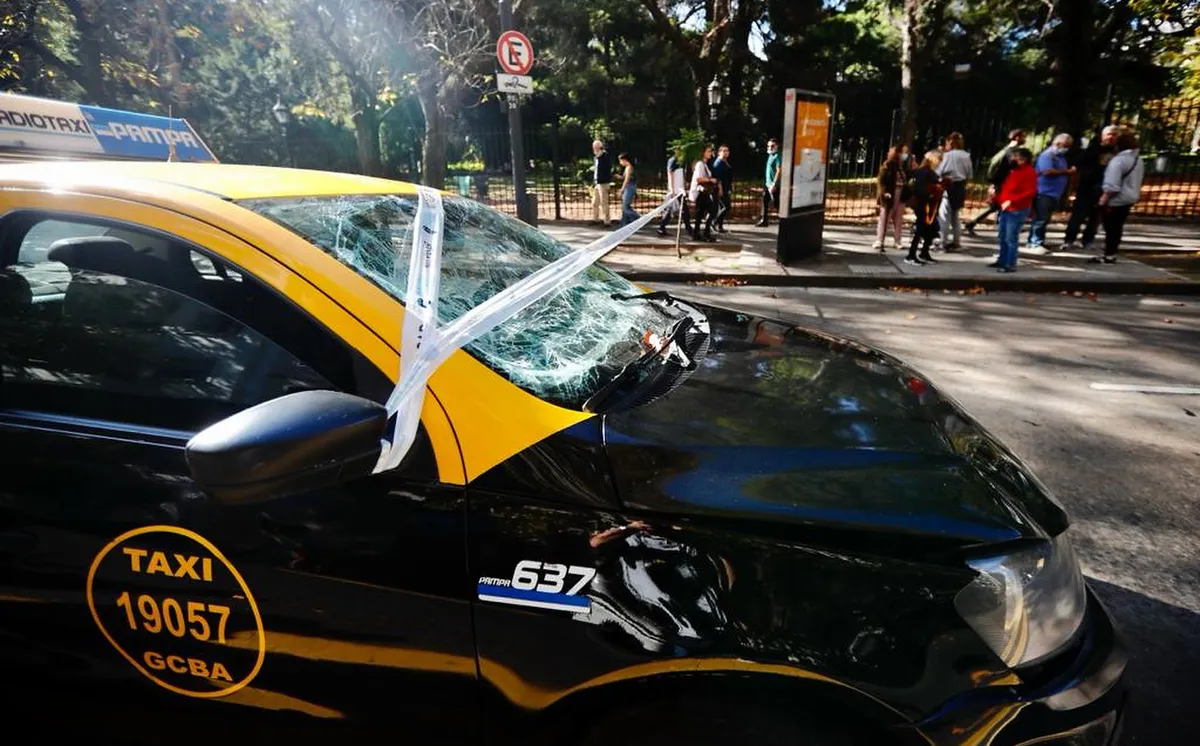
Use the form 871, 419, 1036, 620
271, 96, 293, 167
707, 78, 722, 123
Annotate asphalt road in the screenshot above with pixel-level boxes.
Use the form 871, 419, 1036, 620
657, 282, 1200, 745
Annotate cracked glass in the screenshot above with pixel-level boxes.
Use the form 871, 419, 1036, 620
241, 194, 675, 409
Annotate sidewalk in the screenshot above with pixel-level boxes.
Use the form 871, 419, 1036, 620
540, 218, 1200, 293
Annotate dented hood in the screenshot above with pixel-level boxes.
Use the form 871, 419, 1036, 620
602, 302, 1069, 546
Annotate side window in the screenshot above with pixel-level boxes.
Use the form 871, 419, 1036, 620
1, 215, 439, 481
0, 219, 334, 433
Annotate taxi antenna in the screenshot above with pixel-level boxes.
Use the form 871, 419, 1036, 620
167, 105, 178, 162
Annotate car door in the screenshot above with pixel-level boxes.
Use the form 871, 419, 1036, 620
0, 212, 477, 744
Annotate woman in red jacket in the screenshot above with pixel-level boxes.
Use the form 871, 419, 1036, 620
992, 147, 1037, 272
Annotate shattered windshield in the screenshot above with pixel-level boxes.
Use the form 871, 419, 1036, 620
240, 194, 674, 409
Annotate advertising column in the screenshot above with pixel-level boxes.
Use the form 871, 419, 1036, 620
776, 89, 836, 264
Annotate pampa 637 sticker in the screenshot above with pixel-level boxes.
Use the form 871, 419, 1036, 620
478, 560, 596, 613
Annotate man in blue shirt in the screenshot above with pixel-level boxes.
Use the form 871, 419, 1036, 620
756, 138, 781, 227
711, 145, 733, 232
1028, 133, 1076, 249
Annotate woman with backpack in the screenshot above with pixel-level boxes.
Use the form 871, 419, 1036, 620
1091, 129, 1145, 264
872, 143, 912, 251
907, 150, 944, 265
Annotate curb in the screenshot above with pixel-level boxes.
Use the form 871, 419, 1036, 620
620, 271, 1200, 295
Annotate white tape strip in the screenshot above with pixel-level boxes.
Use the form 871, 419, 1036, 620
373, 192, 680, 474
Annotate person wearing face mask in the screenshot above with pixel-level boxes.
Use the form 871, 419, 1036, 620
756, 138, 782, 227
1027, 133, 1076, 250
1061, 125, 1119, 251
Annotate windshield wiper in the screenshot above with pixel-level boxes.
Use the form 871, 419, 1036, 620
583, 314, 698, 414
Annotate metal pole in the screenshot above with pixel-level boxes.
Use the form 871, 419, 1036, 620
551, 119, 562, 220
498, 0, 530, 223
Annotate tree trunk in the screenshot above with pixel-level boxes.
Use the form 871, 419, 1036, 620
1049, 0, 1092, 141
726, 0, 756, 143
349, 88, 383, 176
66, 2, 110, 105
417, 79, 447, 189
153, 0, 186, 114
639, 0, 732, 134
693, 76, 706, 132
899, 0, 919, 146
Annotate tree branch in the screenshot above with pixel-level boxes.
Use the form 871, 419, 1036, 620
302, 3, 373, 102
1095, 0, 1133, 46
60, 0, 91, 31
21, 36, 87, 88
639, 0, 697, 64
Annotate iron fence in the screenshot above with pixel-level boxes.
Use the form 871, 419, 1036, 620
455, 98, 1199, 225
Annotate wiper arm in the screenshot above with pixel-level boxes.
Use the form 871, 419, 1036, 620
610, 289, 675, 304
583, 315, 696, 414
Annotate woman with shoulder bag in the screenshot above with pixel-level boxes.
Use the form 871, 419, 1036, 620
1090, 129, 1145, 264
873, 143, 911, 251
907, 150, 944, 265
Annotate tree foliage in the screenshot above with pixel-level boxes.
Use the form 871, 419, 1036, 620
3, 0, 1196, 180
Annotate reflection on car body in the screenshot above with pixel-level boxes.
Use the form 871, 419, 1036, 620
0, 160, 1126, 746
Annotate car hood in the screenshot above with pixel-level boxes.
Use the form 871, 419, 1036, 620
602, 301, 1068, 547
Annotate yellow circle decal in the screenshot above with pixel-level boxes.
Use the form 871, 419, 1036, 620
86, 525, 265, 698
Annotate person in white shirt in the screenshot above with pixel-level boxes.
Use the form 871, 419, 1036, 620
689, 144, 719, 241
657, 148, 692, 236
935, 132, 973, 251
1090, 128, 1145, 264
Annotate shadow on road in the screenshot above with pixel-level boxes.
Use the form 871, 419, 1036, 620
1088, 577, 1200, 745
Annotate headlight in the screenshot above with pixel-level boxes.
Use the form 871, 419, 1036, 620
954, 532, 1087, 668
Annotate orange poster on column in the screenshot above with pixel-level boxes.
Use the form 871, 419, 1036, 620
791, 99, 831, 209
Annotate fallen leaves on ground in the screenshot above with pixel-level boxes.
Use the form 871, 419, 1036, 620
694, 278, 748, 287
883, 286, 928, 295
965, 286, 987, 295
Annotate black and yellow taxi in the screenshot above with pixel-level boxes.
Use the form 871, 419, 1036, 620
0, 160, 1126, 745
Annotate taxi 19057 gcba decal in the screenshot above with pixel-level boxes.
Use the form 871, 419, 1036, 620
86, 525, 265, 698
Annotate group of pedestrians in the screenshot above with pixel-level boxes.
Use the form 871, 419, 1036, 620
592, 137, 783, 241
589, 140, 643, 228
654, 143, 737, 242
874, 124, 1145, 272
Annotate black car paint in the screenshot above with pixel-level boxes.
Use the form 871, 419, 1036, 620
0, 296, 1121, 744
466, 301, 1117, 742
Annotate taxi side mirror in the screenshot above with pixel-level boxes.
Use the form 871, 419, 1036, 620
185, 390, 387, 505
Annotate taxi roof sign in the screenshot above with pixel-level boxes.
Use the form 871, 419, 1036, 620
0, 92, 218, 163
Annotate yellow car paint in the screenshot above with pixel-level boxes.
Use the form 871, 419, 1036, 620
0, 162, 595, 484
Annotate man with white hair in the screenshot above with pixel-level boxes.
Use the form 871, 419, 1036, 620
1060, 124, 1119, 250
591, 139, 613, 226
1027, 133, 1075, 250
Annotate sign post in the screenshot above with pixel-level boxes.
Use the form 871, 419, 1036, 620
496, 3, 533, 224
777, 89, 836, 264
